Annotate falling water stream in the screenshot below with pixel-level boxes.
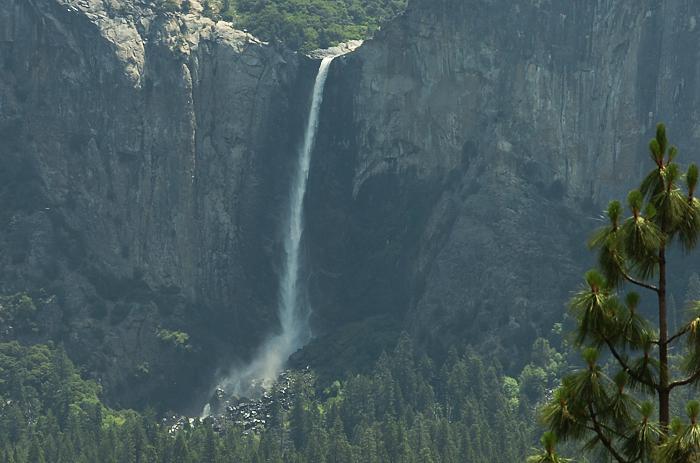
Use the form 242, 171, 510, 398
215, 56, 336, 400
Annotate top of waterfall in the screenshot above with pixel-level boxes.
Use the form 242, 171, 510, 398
306, 40, 364, 60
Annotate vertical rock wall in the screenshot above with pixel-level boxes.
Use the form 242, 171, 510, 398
0, 0, 313, 408
3, 0, 700, 403
307, 0, 700, 363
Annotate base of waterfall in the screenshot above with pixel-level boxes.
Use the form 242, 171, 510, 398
215, 326, 310, 399
196, 368, 313, 436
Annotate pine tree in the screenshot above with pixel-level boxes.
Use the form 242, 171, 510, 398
526, 432, 570, 463
357, 425, 381, 463
172, 432, 192, 463
27, 435, 45, 463
532, 124, 700, 462
3, 448, 16, 463
290, 396, 311, 451
201, 423, 217, 463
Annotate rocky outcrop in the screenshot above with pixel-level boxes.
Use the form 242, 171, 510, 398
306, 0, 700, 365
0, 0, 314, 408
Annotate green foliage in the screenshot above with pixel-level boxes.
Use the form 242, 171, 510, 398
156, 328, 191, 351
530, 337, 566, 383
526, 432, 571, 463
0, 293, 38, 333
0, 337, 538, 462
201, 0, 407, 52
502, 376, 520, 410
533, 124, 700, 462
519, 365, 547, 403
0, 341, 104, 437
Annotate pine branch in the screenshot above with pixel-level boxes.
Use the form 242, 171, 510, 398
603, 338, 658, 391
620, 270, 658, 293
583, 421, 629, 441
587, 403, 631, 463
665, 324, 691, 346
669, 368, 700, 390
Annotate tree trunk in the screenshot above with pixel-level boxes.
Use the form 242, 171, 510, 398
659, 246, 670, 429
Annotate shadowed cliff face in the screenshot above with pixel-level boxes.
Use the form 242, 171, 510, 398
306, 0, 700, 364
2, 0, 700, 405
0, 0, 315, 409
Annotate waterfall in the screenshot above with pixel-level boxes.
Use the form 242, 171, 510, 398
277, 55, 335, 357
218, 56, 336, 398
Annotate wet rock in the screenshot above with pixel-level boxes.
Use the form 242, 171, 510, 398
192, 368, 313, 435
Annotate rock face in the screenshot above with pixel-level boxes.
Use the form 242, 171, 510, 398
0, 0, 315, 408
306, 0, 700, 364
3, 0, 700, 406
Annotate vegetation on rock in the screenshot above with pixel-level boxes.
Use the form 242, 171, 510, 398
0, 294, 38, 334
198, 0, 407, 52
156, 328, 191, 351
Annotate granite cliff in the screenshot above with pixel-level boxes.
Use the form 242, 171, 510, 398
0, 0, 317, 408
2, 0, 700, 407
306, 0, 700, 365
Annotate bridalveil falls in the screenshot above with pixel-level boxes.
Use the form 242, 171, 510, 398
220, 56, 336, 397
